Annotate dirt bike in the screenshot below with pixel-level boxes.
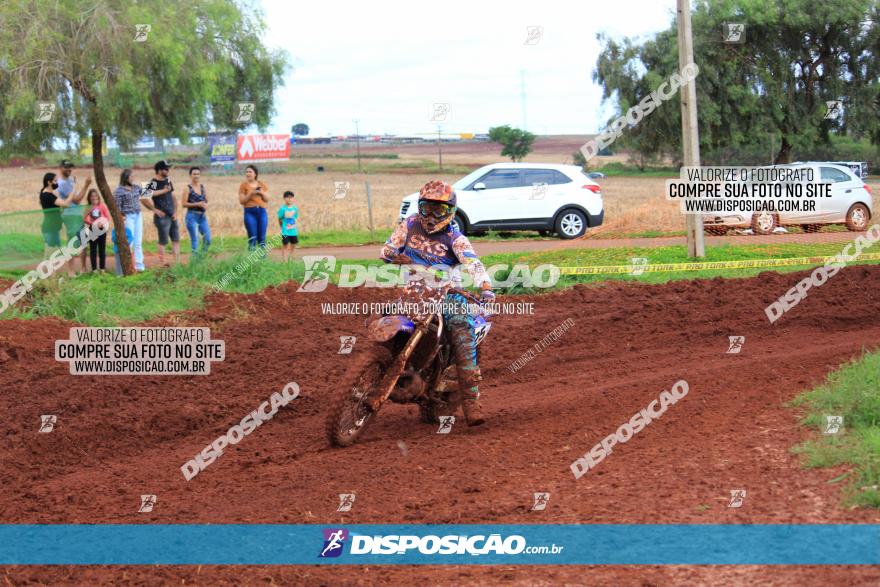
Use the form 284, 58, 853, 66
326, 281, 494, 447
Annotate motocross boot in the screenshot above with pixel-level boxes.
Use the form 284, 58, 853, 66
461, 393, 485, 427
448, 318, 485, 426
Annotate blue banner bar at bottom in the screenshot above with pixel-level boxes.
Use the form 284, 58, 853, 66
0, 524, 878, 565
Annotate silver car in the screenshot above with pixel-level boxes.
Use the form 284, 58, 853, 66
702, 163, 873, 235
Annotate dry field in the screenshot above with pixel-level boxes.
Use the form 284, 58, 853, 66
0, 167, 453, 238
5, 136, 873, 242
0, 136, 645, 240
303, 134, 610, 166
595, 175, 681, 235
0, 166, 674, 239
4, 166, 877, 242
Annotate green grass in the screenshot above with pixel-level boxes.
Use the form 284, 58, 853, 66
0, 233, 45, 269
2, 253, 305, 326
594, 162, 679, 177
0, 228, 568, 268
482, 241, 880, 291
625, 229, 687, 238
142, 230, 387, 252
0, 210, 52, 269
5, 240, 880, 326
140, 228, 555, 251
789, 351, 880, 508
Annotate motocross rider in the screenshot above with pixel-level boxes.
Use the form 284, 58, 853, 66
380, 180, 494, 426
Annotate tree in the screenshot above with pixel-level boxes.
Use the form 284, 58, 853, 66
488, 125, 536, 162
593, 0, 878, 165
0, 0, 288, 274
291, 123, 309, 136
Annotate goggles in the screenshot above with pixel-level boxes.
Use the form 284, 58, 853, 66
418, 200, 454, 219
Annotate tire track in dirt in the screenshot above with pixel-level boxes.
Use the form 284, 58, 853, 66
2, 266, 880, 584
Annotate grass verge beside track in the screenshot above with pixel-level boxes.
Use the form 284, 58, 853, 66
0, 229, 560, 266
790, 352, 880, 508
0, 255, 306, 325
3, 242, 880, 325
492, 242, 880, 288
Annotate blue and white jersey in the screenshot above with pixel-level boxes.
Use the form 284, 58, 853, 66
380, 215, 490, 288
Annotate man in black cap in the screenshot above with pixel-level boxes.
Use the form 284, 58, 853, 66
57, 159, 88, 275
144, 160, 180, 265
57, 160, 76, 199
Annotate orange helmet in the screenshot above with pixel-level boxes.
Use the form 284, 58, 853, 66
417, 180, 457, 233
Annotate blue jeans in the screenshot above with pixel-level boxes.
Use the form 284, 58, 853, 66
123, 212, 145, 271
243, 207, 268, 250
185, 211, 211, 253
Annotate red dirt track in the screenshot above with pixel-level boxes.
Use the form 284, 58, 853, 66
3, 266, 880, 585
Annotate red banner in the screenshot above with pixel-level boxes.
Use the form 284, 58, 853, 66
236, 134, 290, 162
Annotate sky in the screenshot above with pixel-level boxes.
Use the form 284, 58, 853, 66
259, 0, 679, 137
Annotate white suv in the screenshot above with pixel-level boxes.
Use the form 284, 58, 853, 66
702, 163, 873, 234
398, 163, 604, 239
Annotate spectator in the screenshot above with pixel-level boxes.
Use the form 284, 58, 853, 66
182, 166, 211, 255
39, 172, 66, 251
145, 160, 180, 266
39, 172, 92, 277
277, 190, 299, 262
111, 225, 135, 276
113, 169, 147, 272
56, 160, 88, 275
238, 164, 269, 250
83, 188, 110, 272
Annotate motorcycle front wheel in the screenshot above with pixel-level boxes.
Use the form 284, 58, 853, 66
326, 347, 392, 447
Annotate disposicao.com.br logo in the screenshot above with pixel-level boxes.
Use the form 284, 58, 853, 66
318, 528, 563, 558
298, 255, 560, 292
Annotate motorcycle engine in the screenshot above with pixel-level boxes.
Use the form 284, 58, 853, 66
390, 370, 426, 403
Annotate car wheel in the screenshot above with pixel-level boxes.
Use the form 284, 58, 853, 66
453, 213, 468, 235
802, 224, 822, 233
845, 204, 870, 232
705, 226, 728, 236
555, 209, 587, 239
750, 212, 778, 235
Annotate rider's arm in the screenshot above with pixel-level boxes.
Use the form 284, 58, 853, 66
380, 219, 409, 262
451, 234, 491, 290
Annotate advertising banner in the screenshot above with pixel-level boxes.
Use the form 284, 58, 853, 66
208, 133, 237, 164
236, 134, 290, 162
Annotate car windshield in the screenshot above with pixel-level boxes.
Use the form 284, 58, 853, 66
451, 168, 490, 191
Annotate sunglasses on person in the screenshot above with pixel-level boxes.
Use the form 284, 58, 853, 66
418, 200, 454, 218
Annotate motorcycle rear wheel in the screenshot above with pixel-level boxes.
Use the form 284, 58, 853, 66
326, 347, 392, 447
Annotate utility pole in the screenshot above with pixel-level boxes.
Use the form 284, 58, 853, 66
354, 119, 362, 172
365, 181, 375, 242
677, 0, 705, 258
437, 125, 443, 171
